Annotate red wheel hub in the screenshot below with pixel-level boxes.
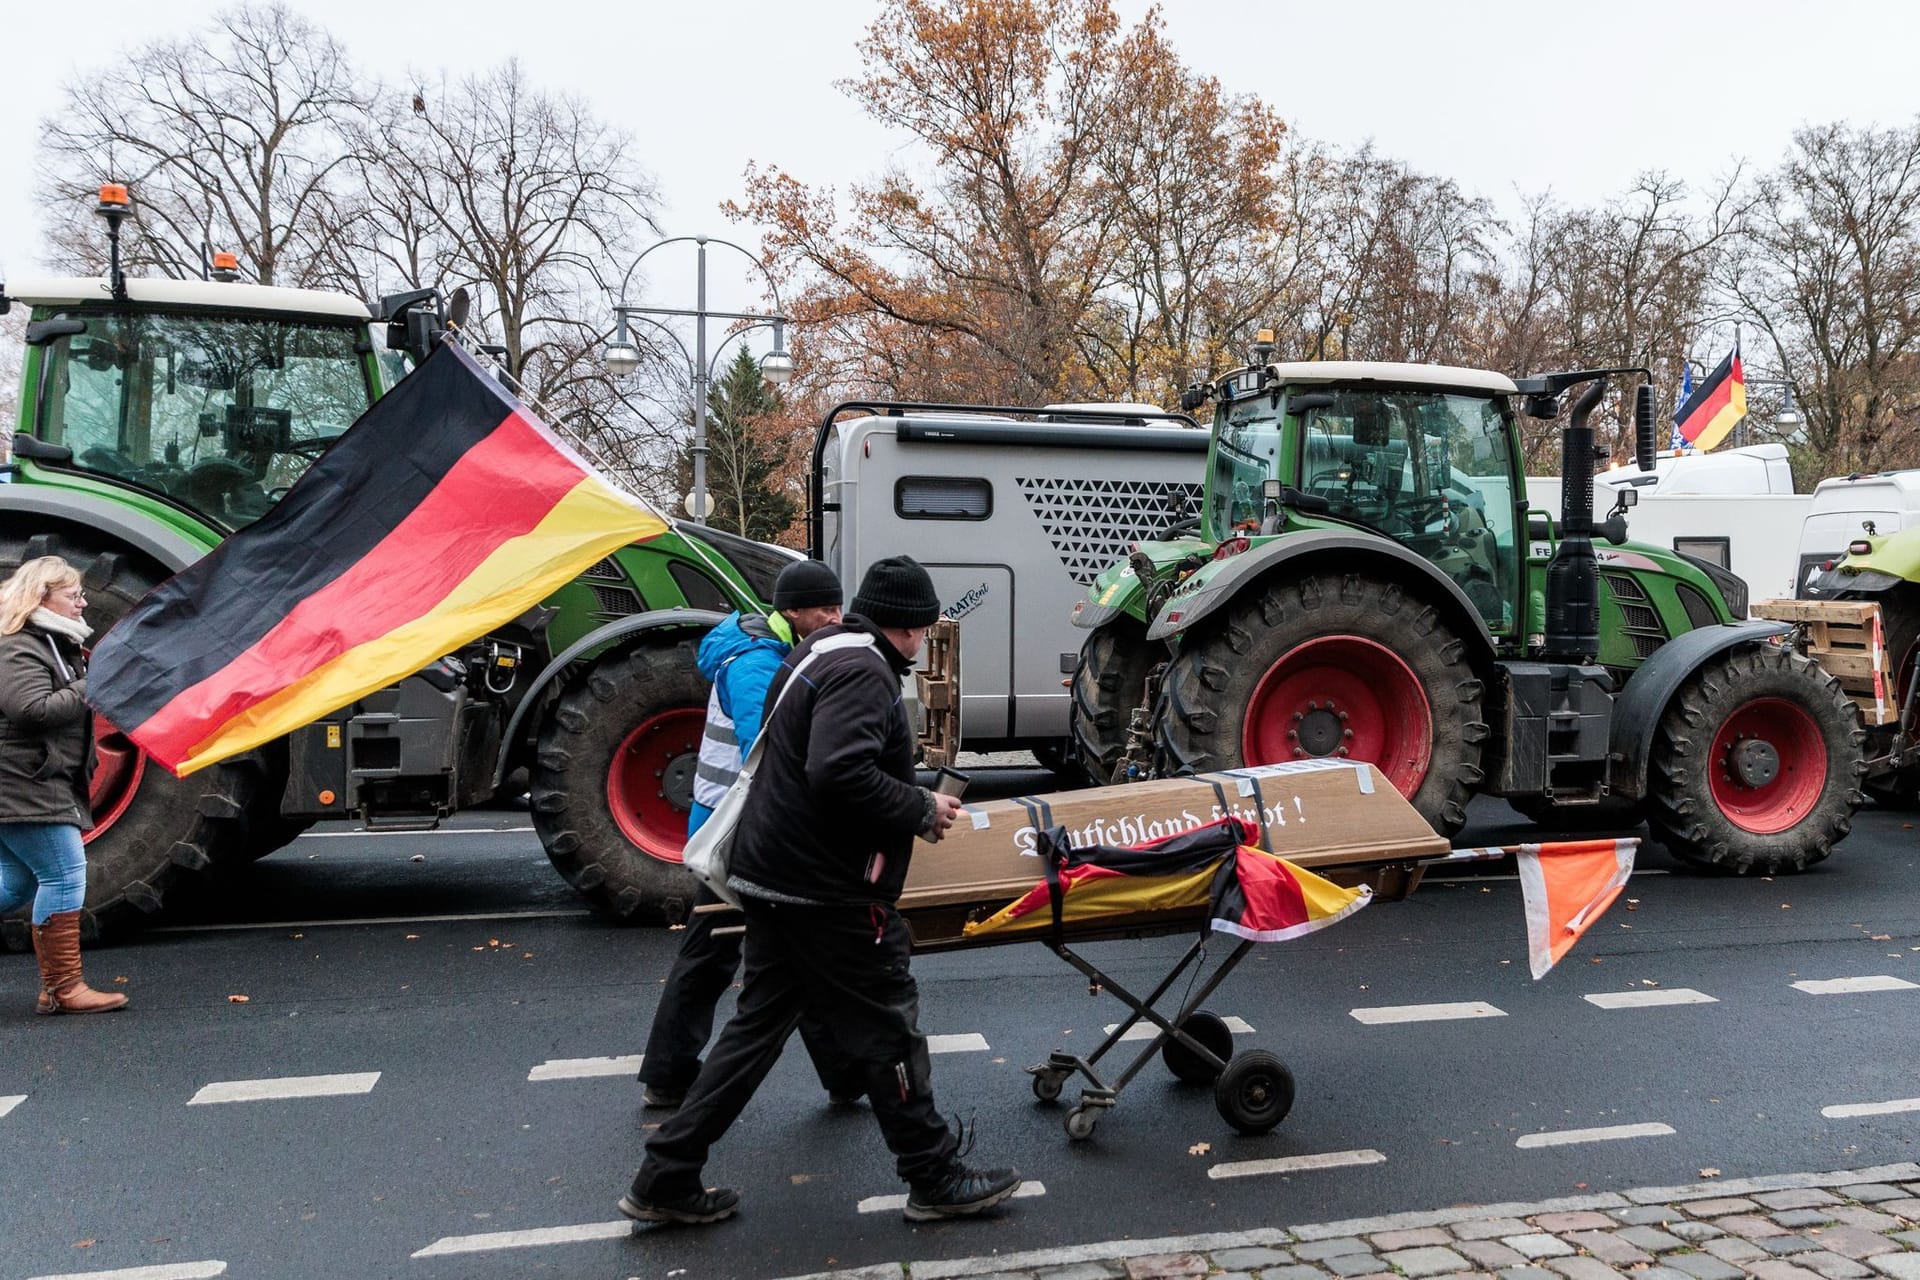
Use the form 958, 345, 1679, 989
1241, 635, 1434, 798
1708, 697, 1827, 835
85, 715, 145, 843
607, 708, 705, 863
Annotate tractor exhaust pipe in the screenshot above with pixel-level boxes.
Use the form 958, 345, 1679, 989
1544, 378, 1609, 661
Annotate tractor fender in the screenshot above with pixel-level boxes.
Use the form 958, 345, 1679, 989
1145, 528, 1497, 662
492, 607, 727, 787
0, 487, 206, 572
1606, 619, 1791, 801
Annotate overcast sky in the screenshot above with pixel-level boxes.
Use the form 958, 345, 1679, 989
3, 0, 1918, 316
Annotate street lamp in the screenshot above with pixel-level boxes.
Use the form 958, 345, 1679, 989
604, 235, 791, 524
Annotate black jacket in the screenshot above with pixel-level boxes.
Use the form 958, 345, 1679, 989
729, 615, 928, 905
0, 623, 94, 828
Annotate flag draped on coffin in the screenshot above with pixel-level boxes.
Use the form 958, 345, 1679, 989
1673, 348, 1747, 451
88, 341, 667, 777
960, 817, 1372, 942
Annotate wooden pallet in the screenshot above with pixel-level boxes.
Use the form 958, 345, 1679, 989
1751, 598, 1897, 725
916, 618, 961, 767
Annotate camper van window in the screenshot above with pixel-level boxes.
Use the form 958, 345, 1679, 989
667, 562, 731, 612
896, 475, 992, 520
1673, 536, 1731, 569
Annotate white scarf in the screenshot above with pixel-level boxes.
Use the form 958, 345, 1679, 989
29, 606, 92, 644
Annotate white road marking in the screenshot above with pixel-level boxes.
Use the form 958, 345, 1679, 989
528, 1055, 643, 1081
1823, 1097, 1920, 1119
299, 826, 536, 838
1209, 1149, 1387, 1180
411, 1221, 631, 1257
1349, 1001, 1505, 1025
1104, 1016, 1255, 1042
1792, 975, 1919, 995
25, 1263, 228, 1280
188, 1072, 380, 1105
857, 1181, 1047, 1214
0, 1094, 24, 1118
1516, 1122, 1675, 1149
926, 1033, 989, 1054
154, 908, 590, 934
1584, 989, 1718, 1009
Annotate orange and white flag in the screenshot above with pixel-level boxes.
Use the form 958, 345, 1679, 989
1515, 838, 1637, 978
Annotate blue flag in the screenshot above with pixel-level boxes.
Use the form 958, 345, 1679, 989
1669, 363, 1693, 453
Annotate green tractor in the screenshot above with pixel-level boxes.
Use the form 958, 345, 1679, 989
1069, 333, 1867, 873
0, 188, 784, 940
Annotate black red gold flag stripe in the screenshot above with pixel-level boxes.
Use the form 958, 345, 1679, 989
88, 341, 667, 776
1674, 348, 1747, 451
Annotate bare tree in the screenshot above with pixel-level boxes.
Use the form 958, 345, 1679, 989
37, 2, 368, 285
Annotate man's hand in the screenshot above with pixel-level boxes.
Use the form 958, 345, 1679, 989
927, 791, 963, 842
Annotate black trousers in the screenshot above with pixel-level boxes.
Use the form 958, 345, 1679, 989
639, 886, 856, 1095
631, 897, 959, 1200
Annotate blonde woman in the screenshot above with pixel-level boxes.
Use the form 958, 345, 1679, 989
0, 555, 127, 1014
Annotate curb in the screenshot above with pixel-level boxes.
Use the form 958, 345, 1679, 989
771, 1163, 1920, 1280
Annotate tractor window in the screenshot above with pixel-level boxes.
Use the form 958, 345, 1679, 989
36, 310, 374, 529
1298, 391, 1519, 631
1210, 399, 1283, 537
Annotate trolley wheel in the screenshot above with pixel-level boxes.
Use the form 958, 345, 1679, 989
1031, 1071, 1066, 1103
1214, 1050, 1295, 1136
1161, 1010, 1234, 1084
1064, 1106, 1100, 1141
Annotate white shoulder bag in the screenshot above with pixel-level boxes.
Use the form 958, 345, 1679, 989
682, 631, 877, 908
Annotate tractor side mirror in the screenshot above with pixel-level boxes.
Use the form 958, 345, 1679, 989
1284, 392, 1335, 416
1634, 382, 1658, 472
25, 318, 87, 345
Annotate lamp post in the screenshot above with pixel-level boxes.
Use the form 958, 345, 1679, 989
603, 236, 791, 524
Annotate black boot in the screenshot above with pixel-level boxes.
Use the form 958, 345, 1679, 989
618, 1185, 740, 1225
903, 1165, 1023, 1221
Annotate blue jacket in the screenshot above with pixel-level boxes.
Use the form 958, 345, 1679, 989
687, 610, 794, 834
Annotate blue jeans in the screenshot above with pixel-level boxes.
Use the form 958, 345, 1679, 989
0, 823, 87, 924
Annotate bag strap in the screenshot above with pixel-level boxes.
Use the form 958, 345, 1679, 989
737, 632, 877, 776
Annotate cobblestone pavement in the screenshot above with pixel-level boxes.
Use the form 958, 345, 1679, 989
774, 1164, 1920, 1280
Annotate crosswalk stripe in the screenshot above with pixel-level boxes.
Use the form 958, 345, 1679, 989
0, 1094, 24, 1119
1792, 975, 1919, 995
188, 1072, 380, 1105
926, 1033, 989, 1054
1209, 1149, 1387, 1180
857, 1181, 1046, 1214
1516, 1122, 1675, 1148
1584, 989, 1717, 1009
1349, 1001, 1505, 1025
411, 1221, 631, 1257
528, 1055, 643, 1081
1823, 1097, 1920, 1119
1103, 1016, 1255, 1042
24, 1262, 228, 1280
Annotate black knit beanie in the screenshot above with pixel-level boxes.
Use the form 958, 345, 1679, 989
772, 559, 843, 610
850, 555, 941, 628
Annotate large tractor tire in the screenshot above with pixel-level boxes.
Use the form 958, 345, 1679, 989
0, 533, 256, 948
1646, 643, 1865, 874
1069, 619, 1155, 785
1154, 571, 1488, 836
529, 637, 708, 924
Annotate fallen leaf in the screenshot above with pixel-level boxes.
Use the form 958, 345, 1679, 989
289, 932, 304, 939
1872, 934, 1892, 941
73, 1240, 95, 1249
790, 1173, 814, 1184
471, 946, 485, 952
668, 923, 687, 931
1573, 1182, 1588, 1190
1699, 1167, 1721, 1179
1590, 957, 1604, 964
409, 853, 425, 863
1781, 903, 1793, 910
405, 934, 419, 940
488, 938, 500, 947
112, 976, 128, 984
227, 994, 250, 1003
1641, 979, 1660, 987
522, 952, 534, 959
1188, 1142, 1211, 1156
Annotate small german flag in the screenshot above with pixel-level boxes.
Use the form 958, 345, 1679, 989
89, 342, 668, 777
1673, 348, 1747, 451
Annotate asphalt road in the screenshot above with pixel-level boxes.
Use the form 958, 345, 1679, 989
2, 785, 1918, 1280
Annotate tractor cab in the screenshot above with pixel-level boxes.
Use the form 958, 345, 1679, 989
1204, 362, 1525, 634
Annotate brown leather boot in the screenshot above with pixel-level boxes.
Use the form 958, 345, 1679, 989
32, 911, 128, 1015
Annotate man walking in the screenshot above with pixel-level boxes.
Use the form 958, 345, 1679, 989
621, 555, 1021, 1226
638, 558, 853, 1109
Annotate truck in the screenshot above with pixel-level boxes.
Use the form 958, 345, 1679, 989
1068, 335, 1868, 874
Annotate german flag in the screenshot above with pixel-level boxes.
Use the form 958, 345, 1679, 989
1673, 348, 1747, 451
88, 341, 668, 777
